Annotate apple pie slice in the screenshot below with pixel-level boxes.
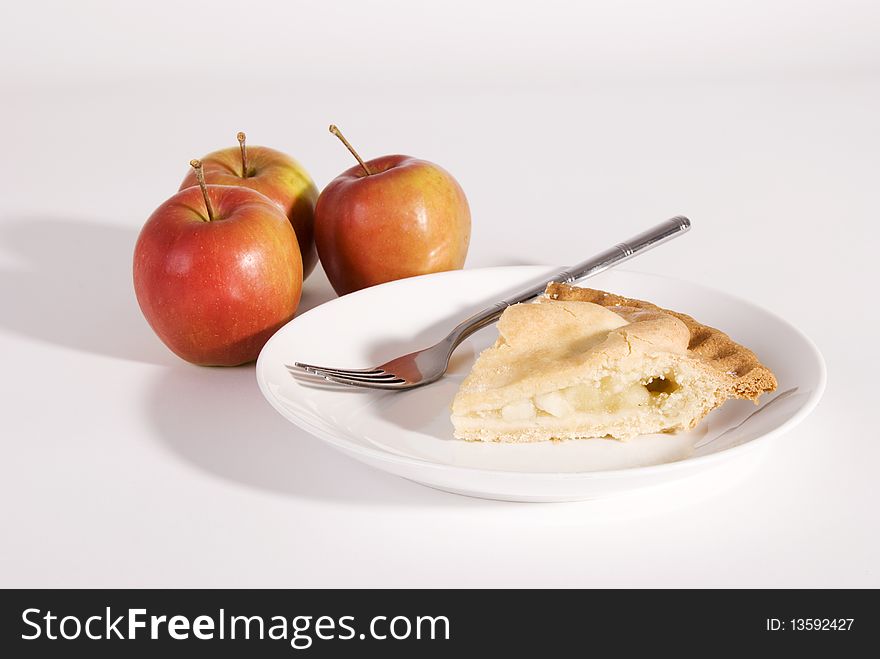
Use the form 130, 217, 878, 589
451, 283, 776, 442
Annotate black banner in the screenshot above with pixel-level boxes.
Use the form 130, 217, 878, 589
1, 589, 875, 656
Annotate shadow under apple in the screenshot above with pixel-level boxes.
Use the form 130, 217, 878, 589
0, 216, 175, 364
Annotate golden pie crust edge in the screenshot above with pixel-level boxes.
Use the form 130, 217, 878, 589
544, 282, 777, 403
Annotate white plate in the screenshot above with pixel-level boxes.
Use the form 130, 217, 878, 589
256, 267, 825, 502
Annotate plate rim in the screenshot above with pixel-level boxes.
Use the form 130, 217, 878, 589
256, 266, 827, 481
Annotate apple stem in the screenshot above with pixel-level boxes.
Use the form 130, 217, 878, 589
189, 159, 215, 222
329, 124, 371, 176
237, 131, 249, 178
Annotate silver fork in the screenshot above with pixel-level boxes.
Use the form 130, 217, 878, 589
289, 216, 691, 390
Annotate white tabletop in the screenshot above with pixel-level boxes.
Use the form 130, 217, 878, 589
1, 1, 877, 587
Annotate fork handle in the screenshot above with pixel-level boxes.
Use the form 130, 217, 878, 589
445, 215, 692, 348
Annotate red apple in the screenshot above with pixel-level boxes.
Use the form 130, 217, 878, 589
179, 133, 319, 278
314, 126, 470, 296
135, 161, 303, 366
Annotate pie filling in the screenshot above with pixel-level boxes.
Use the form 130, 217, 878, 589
475, 370, 683, 422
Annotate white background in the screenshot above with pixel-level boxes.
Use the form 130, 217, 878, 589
0, 1, 877, 586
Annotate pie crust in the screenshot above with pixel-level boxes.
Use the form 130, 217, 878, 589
546, 283, 778, 401
450, 283, 777, 443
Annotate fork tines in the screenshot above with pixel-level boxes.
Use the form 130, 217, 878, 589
288, 363, 407, 388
